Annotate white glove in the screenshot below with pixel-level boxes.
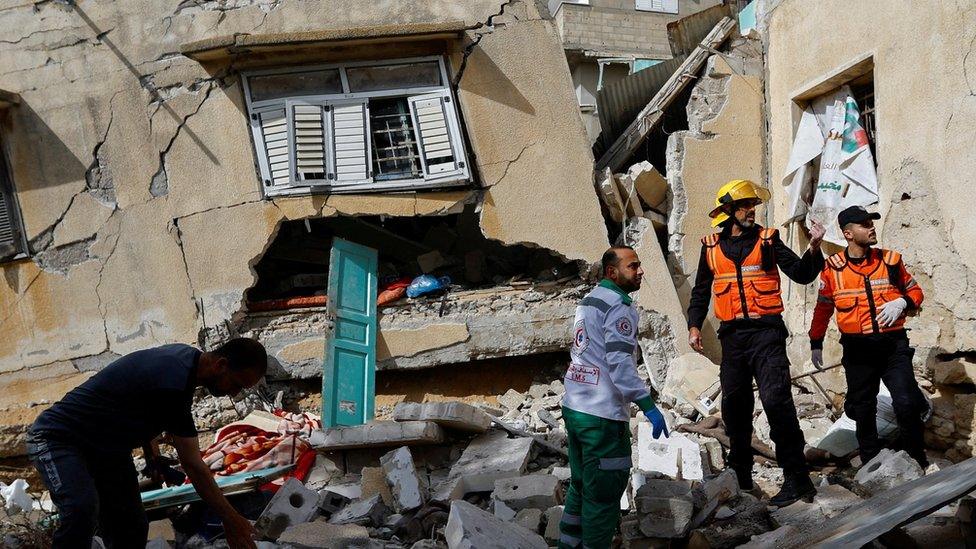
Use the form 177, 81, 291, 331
811, 349, 824, 370
876, 297, 908, 328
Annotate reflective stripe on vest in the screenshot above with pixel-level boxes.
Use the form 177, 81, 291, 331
826, 248, 906, 335
701, 228, 784, 321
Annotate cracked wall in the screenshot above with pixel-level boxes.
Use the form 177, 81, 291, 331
0, 0, 606, 457
664, 44, 765, 361
766, 0, 976, 459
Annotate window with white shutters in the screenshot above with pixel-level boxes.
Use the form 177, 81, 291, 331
0, 130, 26, 262
242, 56, 470, 196
635, 0, 678, 13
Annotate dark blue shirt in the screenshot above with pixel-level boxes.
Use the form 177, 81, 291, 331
32, 344, 200, 454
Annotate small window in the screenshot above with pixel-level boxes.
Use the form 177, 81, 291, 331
243, 57, 469, 196
0, 129, 27, 262
635, 0, 678, 14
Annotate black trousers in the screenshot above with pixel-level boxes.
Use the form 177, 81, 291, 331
720, 326, 808, 477
26, 430, 148, 549
841, 331, 927, 465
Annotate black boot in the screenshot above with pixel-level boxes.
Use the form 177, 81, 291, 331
769, 474, 816, 508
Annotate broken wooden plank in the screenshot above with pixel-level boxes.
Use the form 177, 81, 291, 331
595, 16, 736, 172
795, 456, 976, 547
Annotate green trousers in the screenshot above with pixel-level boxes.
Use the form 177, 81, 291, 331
558, 406, 632, 549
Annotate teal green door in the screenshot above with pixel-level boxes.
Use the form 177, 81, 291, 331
322, 238, 378, 428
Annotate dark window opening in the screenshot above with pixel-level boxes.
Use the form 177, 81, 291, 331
369, 97, 422, 181
246, 205, 581, 306
849, 79, 877, 163
0, 129, 27, 262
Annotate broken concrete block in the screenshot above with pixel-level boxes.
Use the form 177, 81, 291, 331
417, 250, 447, 273
493, 474, 562, 511
323, 482, 361, 501
436, 431, 534, 500
634, 478, 694, 499
614, 173, 645, 218
596, 167, 626, 223
328, 494, 389, 526
360, 466, 394, 507
637, 495, 695, 538
551, 466, 571, 482
543, 505, 563, 541
549, 379, 565, 396
497, 389, 525, 411
317, 489, 351, 517
690, 470, 739, 528
276, 521, 370, 548
380, 446, 425, 512
305, 455, 342, 491
661, 353, 721, 417
933, 359, 976, 385
444, 500, 548, 549
312, 421, 445, 451
636, 427, 703, 480
393, 402, 492, 433
854, 449, 924, 496
255, 478, 321, 540
627, 160, 668, 210
770, 483, 860, 528
492, 498, 517, 521
515, 508, 543, 532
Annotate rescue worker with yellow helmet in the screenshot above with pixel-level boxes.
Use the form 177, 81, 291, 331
687, 179, 826, 507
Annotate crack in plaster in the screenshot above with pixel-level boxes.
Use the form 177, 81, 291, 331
965, 32, 976, 97
149, 79, 220, 198
451, 0, 521, 88
483, 140, 537, 187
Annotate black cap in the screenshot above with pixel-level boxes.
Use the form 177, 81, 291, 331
837, 205, 881, 227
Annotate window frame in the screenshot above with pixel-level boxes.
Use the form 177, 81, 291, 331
0, 126, 28, 263
242, 56, 471, 197
635, 0, 679, 14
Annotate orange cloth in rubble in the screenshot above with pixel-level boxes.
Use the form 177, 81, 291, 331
810, 248, 924, 341
701, 227, 784, 321
200, 410, 320, 477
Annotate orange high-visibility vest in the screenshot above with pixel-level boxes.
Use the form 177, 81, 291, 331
824, 249, 907, 334
702, 228, 784, 321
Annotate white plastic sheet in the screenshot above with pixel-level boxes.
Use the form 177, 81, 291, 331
0, 478, 33, 515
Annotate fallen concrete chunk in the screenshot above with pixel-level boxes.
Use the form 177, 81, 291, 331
305, 455, 342, 491
634, 478, 694, 499
445, 500, 548, 549
328, 494, 389, 526
276, 521, 370, 548
435, 431, 534, 500
515, 508, 543, 532
661, 353, 721, 417
626, 160, 668, 210
317, 489, 351, 517
543, 505, 563, 542
636, 426, 703, 480
637, 495, 695, 538
854, 449, 924, 496
393, 402, 492, 433
551, 466, 571, 482
596, 167, 626, 222
614, 173, 645, 218
690, 469, 739, 528
493, 474, 562, 511
498, 389, 525, 411
359, 466, 394, 507
770, 483, 860, 528
687, 492, 771, 549
255, 478, 320, 540
380, 446, 425, 512
312, 421, 445, 451
492, 498, 517, 521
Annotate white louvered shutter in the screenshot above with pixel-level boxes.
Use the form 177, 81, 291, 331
636, 0, 677, 13
288, 102, 328, 183
252, 104, 291, 187
408, 91, 467, 181
328, 100, 371, 185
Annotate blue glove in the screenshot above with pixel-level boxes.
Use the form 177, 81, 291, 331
644, 406, 669, 439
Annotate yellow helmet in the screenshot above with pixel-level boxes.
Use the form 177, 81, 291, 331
708, 179, 771, 227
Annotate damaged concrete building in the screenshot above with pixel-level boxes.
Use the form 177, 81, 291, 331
0, 0, 648, 458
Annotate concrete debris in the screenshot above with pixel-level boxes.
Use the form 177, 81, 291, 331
255, 478, 321, 540
626, 161, 668, 211
514, 507, 543, 532
328, 494, 390, 526
305, 455, 342, 491
435, 431, 534, 500
636, 494, 695, 538
492, 474, 562, 511
660, 353, 720, 416
550, 466, 571, 481
689, 469, 738, 528
770, 483, 859, 528
596, 167, 626, 223
393, 402, 492, 433
276, 521, 371, 548
360, 466, 395, 507
854, 449, 924, 496
317, 489, 352, 518
543, 505, 563, 542
311, 421, 446, 451
635, 427, 704, 481
380, 446, 426, 512
444, 500, 548, 549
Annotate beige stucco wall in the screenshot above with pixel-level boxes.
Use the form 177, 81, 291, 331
0, 0, 608, 455
765, 0, 976, 458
